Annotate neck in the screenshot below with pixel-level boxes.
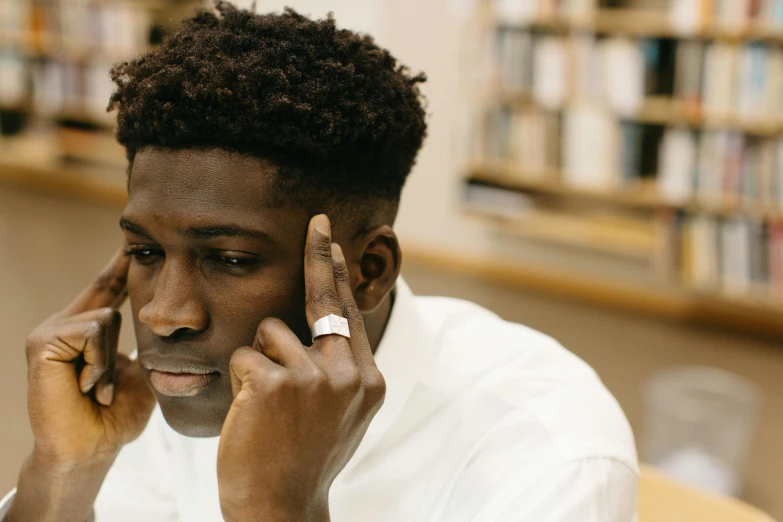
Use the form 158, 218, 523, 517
363, 290, 393, 355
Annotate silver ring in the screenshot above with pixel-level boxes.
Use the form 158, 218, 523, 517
311, 314, 350, 341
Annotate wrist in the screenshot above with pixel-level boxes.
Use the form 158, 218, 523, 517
221, 494, 330, 522
6, 449, 116, 522
30, 442, 119, 475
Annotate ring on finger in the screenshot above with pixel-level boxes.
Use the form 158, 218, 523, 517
311, 314, 350, 341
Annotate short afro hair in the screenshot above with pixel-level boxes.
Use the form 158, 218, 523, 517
108, 1, 427, 203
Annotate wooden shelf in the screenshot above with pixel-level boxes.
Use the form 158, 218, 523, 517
404, 243, 783, 340
509, 8, 783, 44
0, 144, 127, 207
464, 205, 656, 260
468, 164, 783, 221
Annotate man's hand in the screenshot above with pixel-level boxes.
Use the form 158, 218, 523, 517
7, 247, 156, 522
217, 215, 387, 522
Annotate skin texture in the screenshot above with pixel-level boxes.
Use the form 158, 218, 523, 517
9, 146, 400, 522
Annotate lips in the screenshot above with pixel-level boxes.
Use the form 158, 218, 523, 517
149, 370, 217, 397
139, 352, 220, 398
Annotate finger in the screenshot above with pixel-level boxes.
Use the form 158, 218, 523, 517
252, 317, 313, 369
76, 309, 119, 394
31, 312, 113, 393
59, 246, 130, 318
95, 309, 121, 406
304, 215, 343, 328
329, 243, 373, 367
62, 307, 117, 324
229, 346, 282, 398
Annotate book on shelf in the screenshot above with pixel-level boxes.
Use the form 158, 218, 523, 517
702, 42, 738, 119
496, 27, 534, 94
601, 37, 645, 116
571, 33, 603, 100
658, 126, 697, 203
532, 35, 568, 109
674, 39, 704, 112
561, 103, 619, 189
770, 221, 783, 298
0, 50, 25, 106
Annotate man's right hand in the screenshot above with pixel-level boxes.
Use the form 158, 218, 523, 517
7, 247, 156, 522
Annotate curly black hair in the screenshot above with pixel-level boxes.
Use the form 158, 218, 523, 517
108, 1, 427, 205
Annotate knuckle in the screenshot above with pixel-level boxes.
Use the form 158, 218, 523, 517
331, 259, 350, 280
308, 238, 333, 262
340, 369, 362, 395
256, 317, 285, 339
229, 346, 256, 367
267, 371, 295, 393
95, 271, 127, 299
96, 307, 118, 324
308, 284, 338, 310
340, 300, 359, 320
86, 320, 104, 339
300, 365, 327, 390
365, 371, 387, 402
25, 330, 46, 358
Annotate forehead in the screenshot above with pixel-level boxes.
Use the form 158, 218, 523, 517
124, 147, 301, 228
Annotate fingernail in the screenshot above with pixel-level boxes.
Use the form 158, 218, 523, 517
331, 243, 344, 263
314, 215, 330, 237
98, 383, 114, 407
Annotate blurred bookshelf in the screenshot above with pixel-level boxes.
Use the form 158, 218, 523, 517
0, 0, 202, 205
465, 0, 783, 337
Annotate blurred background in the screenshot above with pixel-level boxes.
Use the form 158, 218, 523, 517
1, 0, 782, 519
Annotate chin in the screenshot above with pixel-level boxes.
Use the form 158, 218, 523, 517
156, 394, 232, 438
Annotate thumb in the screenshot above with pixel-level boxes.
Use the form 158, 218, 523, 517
228, 346, 278, 399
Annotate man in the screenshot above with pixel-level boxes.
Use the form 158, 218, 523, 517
2, 3, 637, 521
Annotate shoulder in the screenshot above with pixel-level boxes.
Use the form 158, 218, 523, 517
415, 295, 638, 471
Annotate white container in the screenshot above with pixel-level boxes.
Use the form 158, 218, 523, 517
642, 365, 762, 497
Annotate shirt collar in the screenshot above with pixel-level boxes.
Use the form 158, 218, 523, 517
340, 276, 436, 476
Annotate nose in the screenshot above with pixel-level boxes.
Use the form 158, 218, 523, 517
138, 258, 209, 338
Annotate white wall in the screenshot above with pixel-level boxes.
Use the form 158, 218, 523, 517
232, 0, 384, 36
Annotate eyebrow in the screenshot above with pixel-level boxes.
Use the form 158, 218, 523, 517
119, 218, 275, 243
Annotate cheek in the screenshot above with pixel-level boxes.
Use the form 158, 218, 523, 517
211, 272, 306, 344
126, 264, 154, 318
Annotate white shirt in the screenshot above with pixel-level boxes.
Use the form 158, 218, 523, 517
2, 278, 638, 521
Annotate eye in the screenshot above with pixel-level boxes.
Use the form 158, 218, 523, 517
124, 247, 163, 265
208, 252, 262, 270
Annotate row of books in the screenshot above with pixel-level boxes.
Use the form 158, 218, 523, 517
672, 0, 783, 33
475, 105, 783, 213
491, 0, 597, 23
475, 106, 663, 188
494, 28, 783, 122
464, 176, 783, 301
661, 213, 783, 299
659, 127, 783, 210
0, 0, 152, 58
0, 52, 115, 124
491, 0, 783, 31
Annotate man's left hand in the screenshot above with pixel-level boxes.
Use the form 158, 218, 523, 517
217, 214, 387, 522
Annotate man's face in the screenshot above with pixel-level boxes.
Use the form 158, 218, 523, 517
121, 147, 316, 437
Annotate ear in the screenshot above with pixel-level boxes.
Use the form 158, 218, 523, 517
348, 225, 401, 314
